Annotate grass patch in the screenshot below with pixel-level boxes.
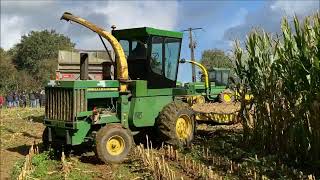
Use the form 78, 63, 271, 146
30, 151, 63, 179
67, 157, 99, 180
10, 158, 25, 179
10, 150, 100, 180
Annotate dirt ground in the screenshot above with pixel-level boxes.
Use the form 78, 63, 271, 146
0, 108, 317, 180
0, 108, 45, 179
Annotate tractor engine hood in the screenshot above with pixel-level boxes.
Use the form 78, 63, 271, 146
60, 12, 128, 92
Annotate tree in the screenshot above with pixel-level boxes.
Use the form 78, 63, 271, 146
0, 48, 37, 93
13, 30, 75, 73
200, 49, 233, 70
0, 48, 19, 93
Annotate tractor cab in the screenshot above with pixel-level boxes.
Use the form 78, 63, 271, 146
112, 27, 183, 89
208, 68, 231, 86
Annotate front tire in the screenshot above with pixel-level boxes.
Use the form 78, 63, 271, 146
95, 124, 133, 164
157, 101, 195, 147
42, 127, 51, 150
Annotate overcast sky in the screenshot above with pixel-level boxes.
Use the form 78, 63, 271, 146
1, 0, 319, 82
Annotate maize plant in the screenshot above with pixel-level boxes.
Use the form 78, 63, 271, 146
234, 12, 320, 164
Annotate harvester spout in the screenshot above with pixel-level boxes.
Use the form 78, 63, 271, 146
60, 12, 128, 92
180, 59, 211, 97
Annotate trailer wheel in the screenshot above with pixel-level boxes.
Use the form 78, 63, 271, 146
157, 101, 195, 147
95, 124, 133, 164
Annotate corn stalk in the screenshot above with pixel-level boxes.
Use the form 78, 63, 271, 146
234, 12, 320, 163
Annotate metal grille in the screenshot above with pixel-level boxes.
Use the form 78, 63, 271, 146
45, 88, 87, 121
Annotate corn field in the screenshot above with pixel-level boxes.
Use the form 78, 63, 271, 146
234, 12, 320, 164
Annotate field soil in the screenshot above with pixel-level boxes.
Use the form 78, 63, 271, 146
0, 108, 45, 179
0, 108, 317, 179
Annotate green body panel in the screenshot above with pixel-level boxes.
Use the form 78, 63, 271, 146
86, 91, 119, 99
71, 121, 91, 145
99, 114, 120, 124
118, 95, 130, 128
112, 27, 183, 39
77, 111, 93, 117
210, 86, 227, 96
129, 96, 172, 127
184, 82, 227, 98
52, 80, 119, 88
131, 80, 148, 97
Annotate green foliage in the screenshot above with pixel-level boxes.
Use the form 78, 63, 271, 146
234, 13, 320, 163
0, 49, 18, 93
0, 49, 38, 93
0, 30, 74, 93
13, 30, 74, 73
10, 158, 25, 179
200, 49, 234, 70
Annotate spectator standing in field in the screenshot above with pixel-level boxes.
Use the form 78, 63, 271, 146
0, 94, 4, 109
21, 91, 27, 108
13, 92, 19, 107
40, 90, 45, 107
29, 91, 36, 108
6, 93, 13, 108
35, 91, 40, 108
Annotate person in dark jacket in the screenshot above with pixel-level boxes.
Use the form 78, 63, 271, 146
35, 91, 41, 108
21, 91, 27, 108
29, 91, 36, 108
6, 93, 13, 108
13, 92, 19, 107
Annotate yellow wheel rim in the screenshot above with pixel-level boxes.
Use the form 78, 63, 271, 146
106, 135, 125, 156
176, 114, 192, 140
223, 93, 232, 103
195, 96, 205, 104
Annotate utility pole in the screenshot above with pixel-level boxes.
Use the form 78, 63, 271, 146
183, 28, 202, 82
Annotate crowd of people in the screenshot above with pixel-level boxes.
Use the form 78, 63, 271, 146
0, 90, 45, 109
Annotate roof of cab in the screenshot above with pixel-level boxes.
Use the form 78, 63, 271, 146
112, 27, 183, 39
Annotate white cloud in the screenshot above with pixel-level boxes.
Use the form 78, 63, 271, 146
0, 1, 179, 50
94, 1, 178, 30
271, 0, 319, 16
0, 15, 24, 49
223, 0, 319, 42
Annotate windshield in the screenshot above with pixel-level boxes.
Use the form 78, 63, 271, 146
150, 36, 181, 81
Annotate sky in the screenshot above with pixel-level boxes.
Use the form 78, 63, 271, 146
1, 0, 319, 82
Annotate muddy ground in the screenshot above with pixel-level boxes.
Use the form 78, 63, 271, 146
0, 108, 317, 180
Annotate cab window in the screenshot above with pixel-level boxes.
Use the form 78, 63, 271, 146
119, 40, 129, 57
164, 38, 180, 81
150, 36, 163, 75
130, 41, 147, 59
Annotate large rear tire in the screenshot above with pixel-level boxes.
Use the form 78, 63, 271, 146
95, 124, 133, 164
157, 101, 195, 147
